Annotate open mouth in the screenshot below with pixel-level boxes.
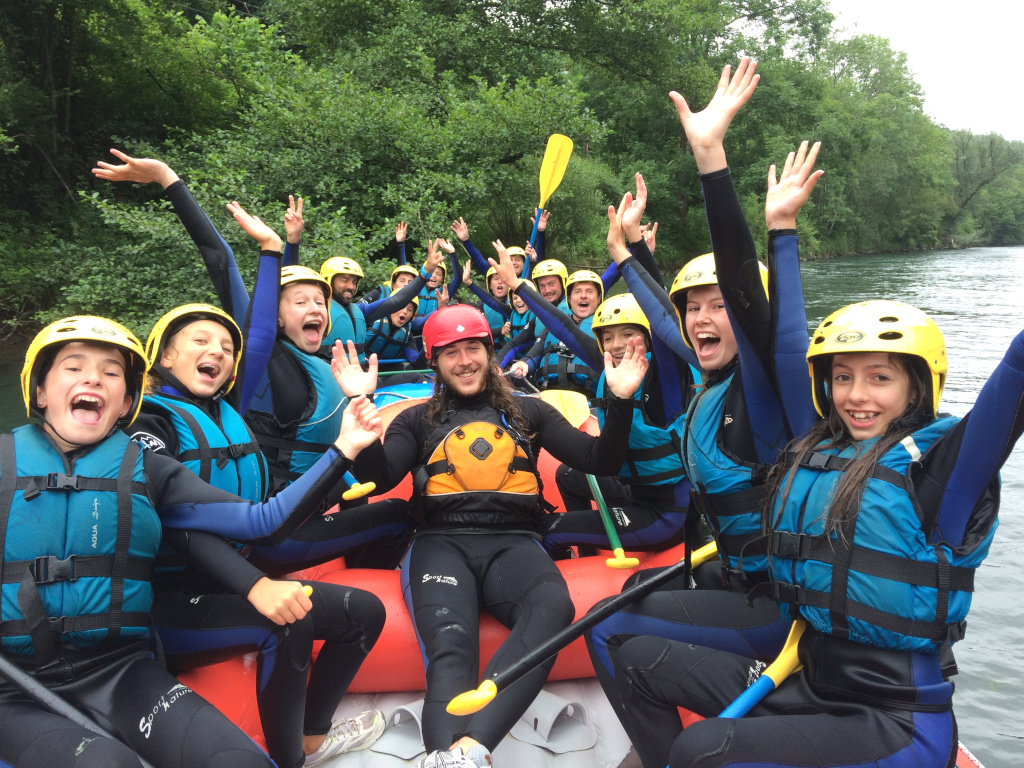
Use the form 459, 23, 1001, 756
197, 362, 222, 382
695, 332, 721, 358
70, 394, 104, 424
303, 319, 323, 344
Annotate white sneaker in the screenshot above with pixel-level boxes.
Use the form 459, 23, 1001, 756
416, 747, 478, 768
304, 710, 386, 766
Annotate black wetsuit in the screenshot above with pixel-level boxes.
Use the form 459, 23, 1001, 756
354, 392, 633, 752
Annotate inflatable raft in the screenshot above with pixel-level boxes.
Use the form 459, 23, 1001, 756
178, 388, 986, 768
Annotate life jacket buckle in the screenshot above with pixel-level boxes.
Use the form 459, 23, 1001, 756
806, 453, 830, 469
45, 473, 80, 491
32, 555, 76, 584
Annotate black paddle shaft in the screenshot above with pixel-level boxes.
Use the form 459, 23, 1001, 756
0, 652, 157, 768
486, 555, 692, 690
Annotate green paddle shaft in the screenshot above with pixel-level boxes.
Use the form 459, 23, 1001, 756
586, 473, 625, 552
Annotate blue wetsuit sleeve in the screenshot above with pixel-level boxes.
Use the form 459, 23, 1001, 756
165, 180, 251, 323
234, 249, 281, 415
498, 320, 538, 368
282, 241, 298, 267
397, 241, 406, 265
600, 261, 620, 294
936, 330, 1024, 545
620, 256, 698, 368
460, 238, 490, 275
469, 283, 512, 318
627, 237, 664, 287
768, 230, 817, 438
447, 253, 460, 297
512, 284, 602, 370
152, 448, 353, 544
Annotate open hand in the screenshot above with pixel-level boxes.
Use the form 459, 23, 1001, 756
488, 239, 522, 291
462, 259, 474, 286
92, 148, 179, 188
639, 222, 658, 254
607, 196, 631, 265
670, 57, 759, 173
450, 217, 469, 241
331, 340, 377, 397
335, 394, 383, 458
227, 201, 283, 252
395, 221, 408, 243
620, 173, 649, 242
531, 208, 550, 232
604, 337, 648, 398
424, 238, 445, 272
765, 141, 824, 231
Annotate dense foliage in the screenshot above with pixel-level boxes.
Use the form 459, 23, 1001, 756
2, 0, 1023, 337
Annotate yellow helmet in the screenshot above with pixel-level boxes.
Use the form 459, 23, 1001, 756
669, 253, 768, 350
807, 300, 947, 418
280, 265, 332, 336
506, 246, 527, 262
532, 259, 569, 292
591, 294, 651, 355
390, 264, 420, 286
320, 256, 365, 283
565, 270, 605, 305
281, 265, 331, 300
145, 304, 243, 397
511, 280, 537, 304
22, 316, 148, 427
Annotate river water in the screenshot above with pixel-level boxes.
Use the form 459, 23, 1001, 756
0, 246, 1022, 766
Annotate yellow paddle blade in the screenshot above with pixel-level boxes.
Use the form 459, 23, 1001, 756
446, 679, 498, 716
538, 389, 591, 429
302, 586, 313, 597
606, 548, 641, 570
341, 481, 376, 501
688, 541, 719, 568
538, 134, 574, 209
763, 620, 805, 686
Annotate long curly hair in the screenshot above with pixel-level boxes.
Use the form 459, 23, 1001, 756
424, 345, 533, 440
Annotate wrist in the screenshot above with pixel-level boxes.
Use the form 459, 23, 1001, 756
261, 237, 284, 252
157, 167, 181, 189
766, 218, 797, 231
286, 235, 301, 244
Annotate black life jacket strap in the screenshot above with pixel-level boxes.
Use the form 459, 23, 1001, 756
783, 450, 910, 490
15, 475, 148, 502
769, 531, 975, 592
689, 483, 766, 563
2, 555, 153, 584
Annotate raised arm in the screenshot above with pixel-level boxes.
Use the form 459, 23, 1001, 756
395, 221, 408, 265
92, 149, 250, 322
224, 201, 284, 414
451, 216, 490, 275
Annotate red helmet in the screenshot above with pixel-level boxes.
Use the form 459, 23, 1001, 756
422, 305, 493, 360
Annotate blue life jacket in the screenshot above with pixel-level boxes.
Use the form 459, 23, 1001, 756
509, 308, 535, 340
482, 301, 509, 346
143, 394, 268, 503
534, 318, 600, 395
321, 298, 367, 362
417, 285, 440, 317
682, 371, 769, 579
248, 342, 345, 490
0, 427, 159, 659
365, 315, 414, 361
595, 355, 685, 486
768, 417, 997, 657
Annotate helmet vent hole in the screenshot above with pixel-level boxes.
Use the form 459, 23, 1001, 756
613, 308, 620, 315
878, 331, 903, 341
813, 336, 825, 344
821, 321, 832, 328
879, 316, 899, 323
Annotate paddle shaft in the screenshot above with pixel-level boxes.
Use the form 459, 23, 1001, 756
0, 652, 157, 768
527, 210, 545, 250
482, 544, 715, 691
586, 473, 626, 552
